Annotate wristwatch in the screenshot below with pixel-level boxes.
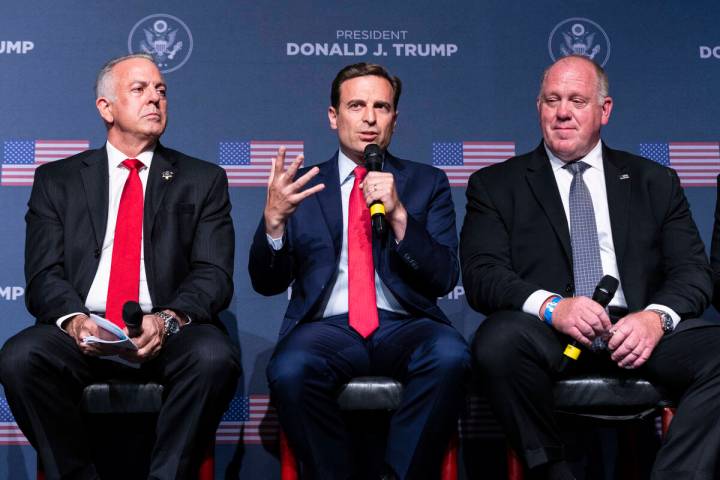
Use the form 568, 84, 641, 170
155, 310, 180, 337
648, 309, 674, 334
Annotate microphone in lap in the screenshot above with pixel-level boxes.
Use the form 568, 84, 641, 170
122, 301, 144, 338
563, 275, 619, 360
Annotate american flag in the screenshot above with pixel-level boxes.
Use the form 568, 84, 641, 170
1, 140, 89, 186
639, 142, 720, 187
432, 142, 515, 187
214, 395, 498, 443
0, 396, 27, 445
216, 395, 278, 444
0, 392, 502, 446
218, 141, 304, 187
0, 394, 279, 446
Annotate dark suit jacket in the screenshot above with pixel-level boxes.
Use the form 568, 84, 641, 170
712, 174, 720, 310
248, 152, 459, 337
24, 143, 235, 325
460, 142, 712, 326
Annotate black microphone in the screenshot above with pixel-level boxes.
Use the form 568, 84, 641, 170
122, 301, 144, 338
363, 143, 386, 235
563, 275, 619, 361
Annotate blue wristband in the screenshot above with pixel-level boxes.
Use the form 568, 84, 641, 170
543, 296, 561, 325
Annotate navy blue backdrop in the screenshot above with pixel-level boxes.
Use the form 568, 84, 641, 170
1, 1, 719, 478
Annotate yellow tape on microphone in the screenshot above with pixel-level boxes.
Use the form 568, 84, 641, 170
370, 204, 385, 216
563, 344, 581, 360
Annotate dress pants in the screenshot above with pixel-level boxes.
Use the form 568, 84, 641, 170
473, 311, 720, 480
0, 322, 242, 480
267, 311, 471, 480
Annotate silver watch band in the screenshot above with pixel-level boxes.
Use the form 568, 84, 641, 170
648, 309, 674, 333
154, 311, 179, 337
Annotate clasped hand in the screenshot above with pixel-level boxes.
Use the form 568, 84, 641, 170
550, 298, 663, 369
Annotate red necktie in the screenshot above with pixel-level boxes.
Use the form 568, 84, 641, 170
105, 159, 144, 327
348, 166, 379, 337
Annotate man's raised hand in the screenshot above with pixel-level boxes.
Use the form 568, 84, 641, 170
264, 146, 325, 238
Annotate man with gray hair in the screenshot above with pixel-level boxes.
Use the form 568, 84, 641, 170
0, 53, 241, 479
461, 55, 720, 479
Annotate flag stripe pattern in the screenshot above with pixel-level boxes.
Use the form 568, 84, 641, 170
0, 395, 25, 444
639, 142, 720, 187
219, 141, 304, 187
217, 395, 278, 444
2, 140, 89, 186
432, 142, 515, 187
0, 393, 506, 445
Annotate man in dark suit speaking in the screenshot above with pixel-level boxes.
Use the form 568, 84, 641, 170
461, 55, 720, 480
249, 62, 470, 479
0, 54, 241, 480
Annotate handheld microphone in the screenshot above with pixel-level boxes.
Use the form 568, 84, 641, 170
563, 275, 619, 361
363, 144, 386, 235
122, 301, 144, 338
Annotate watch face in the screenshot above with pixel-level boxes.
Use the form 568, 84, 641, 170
166, 318, 180, 335
653, 310, 673, 332
662, 316, 674, 332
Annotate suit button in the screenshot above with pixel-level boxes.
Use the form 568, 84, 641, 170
565, 284, 573, 295
94, 248, 101, 259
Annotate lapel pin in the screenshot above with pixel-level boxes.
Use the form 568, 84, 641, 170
161, 170, 175, 181
619, 174, 630, 180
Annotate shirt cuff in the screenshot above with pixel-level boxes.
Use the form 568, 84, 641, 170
266, 233, 284, 251
645, 304, 681, 329
523, 290, 561, 319
57, 312, 84, 331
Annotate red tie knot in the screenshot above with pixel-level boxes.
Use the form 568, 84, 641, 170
354, 165, 367, 182
122, 158, 144, 172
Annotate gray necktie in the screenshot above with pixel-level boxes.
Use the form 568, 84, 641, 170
565, 161, 603, 298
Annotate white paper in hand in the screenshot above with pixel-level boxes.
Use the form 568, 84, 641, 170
82, 314, 138, 350
82, 314, 142, 368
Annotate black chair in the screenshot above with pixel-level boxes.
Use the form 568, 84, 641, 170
37, 382, 214, 480
280, 376, 459, 479
506, 374, 675, 480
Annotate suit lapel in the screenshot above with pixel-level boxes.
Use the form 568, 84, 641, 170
80, 148, 109, 251
525, 144, 572, 261
602, 144, 631, 267
144, 144, 176, 237
312, 154, 343, 256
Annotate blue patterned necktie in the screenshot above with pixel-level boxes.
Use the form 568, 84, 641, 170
565, 161, 603, 298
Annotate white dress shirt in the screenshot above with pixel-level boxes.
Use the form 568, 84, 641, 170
268, 150, 407, 318
57, 141, 154, 327
522, 141, 680, 327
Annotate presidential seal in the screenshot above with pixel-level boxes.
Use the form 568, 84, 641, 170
128, 14, 193, 73
548, 17, 611, 67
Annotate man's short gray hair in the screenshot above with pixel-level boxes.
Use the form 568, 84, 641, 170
95, 53, 156, 100
539, 54, 609, 105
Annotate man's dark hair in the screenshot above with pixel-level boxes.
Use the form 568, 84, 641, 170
330, 62, 402, 109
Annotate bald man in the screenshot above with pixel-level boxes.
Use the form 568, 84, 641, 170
461, 55, 720, 480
